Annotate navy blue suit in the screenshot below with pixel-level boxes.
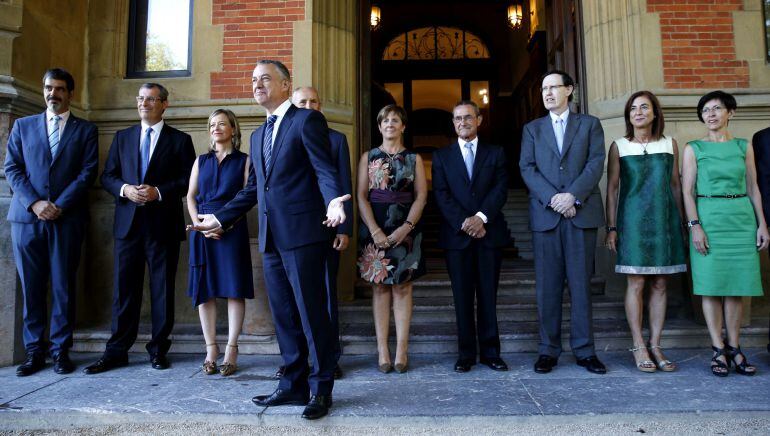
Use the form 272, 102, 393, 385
752, 126, 770, 346
215, 104, 343, 396
4, 112, 98, 355
100, 123, 195, 358
325, 128, 352, 363
432, 140, 508, 360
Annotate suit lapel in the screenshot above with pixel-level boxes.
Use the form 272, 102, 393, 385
560, 113, 581, 158
252, 124, 265, 180
540, 115, 560, 157
126, 125, 141, 184
37, 113, 53, 165
50, 115, 78, 165
471, 141, 488, 184
448, 141, 471, 184
145, 124, 171, 180
266, 106, 295, 182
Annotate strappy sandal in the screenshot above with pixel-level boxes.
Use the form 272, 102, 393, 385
203, 343, 218, 375
725, 344, 756, 376
629, 345, 656, 373
220, 344, 238, 376
710, 345, 729, 377
648, 344, 677, 372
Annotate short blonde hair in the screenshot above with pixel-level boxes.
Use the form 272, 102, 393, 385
207, 109, 242, 151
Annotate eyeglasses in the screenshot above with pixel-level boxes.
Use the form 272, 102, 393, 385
452, 115, 477, 123
541, 85, 567, 94
136, 96, 165, 104
701, 105, 724, 114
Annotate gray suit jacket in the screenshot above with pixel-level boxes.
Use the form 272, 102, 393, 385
519, 112, 606, 232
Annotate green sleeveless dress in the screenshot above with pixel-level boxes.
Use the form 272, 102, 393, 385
615, 137, 686, 274
689, 138, 763, 296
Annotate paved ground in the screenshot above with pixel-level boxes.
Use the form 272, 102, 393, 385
2, 349, 770, 434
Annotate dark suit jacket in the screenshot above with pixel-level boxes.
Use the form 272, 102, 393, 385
101, 123, 195, 241
753, 126, 770, 222
432, 140, 509, 249
329, 128, 353, 237
519, 112, 605, 232
5, 112, 98, 223
216, 105, 343, 252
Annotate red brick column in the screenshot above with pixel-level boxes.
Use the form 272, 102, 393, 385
211, 0, 305, 99
647, 0, 748, 89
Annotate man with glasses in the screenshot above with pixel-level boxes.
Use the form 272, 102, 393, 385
84, 83, 195, 374
5, 68, 98, 376
432, 100, 509, 373
519, 70, 607, 375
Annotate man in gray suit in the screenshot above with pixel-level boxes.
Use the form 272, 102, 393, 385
519, 70, 606, 374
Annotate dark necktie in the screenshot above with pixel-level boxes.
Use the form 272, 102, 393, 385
262, 115, 278, 171
140, 127, 153, 181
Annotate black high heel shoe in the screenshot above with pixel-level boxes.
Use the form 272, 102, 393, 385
725, 344, 756, 376
710, 346, 729, 377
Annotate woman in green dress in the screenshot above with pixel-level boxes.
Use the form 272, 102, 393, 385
682, 90, 769, 377
606, 91, 686, 373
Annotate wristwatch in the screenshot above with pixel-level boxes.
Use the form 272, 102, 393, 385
686, 219, 701, 228
605, 226, 617, 233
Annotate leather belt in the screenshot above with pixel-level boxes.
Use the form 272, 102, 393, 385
697, 194, 746, 198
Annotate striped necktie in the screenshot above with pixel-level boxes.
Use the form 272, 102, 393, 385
49, 115, 61, 159
262, 115, 278, 171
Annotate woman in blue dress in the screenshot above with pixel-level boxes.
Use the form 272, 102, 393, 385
186, 109, 254, 376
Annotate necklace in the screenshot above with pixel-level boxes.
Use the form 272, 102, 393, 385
634, 136, 651, 155
379, 146, 403, 162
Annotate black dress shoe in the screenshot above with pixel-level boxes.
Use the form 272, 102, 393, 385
150, 355, 170, 370
252, 389, 309, 407
454, 358, 475, 373
333, 364, 343, 379
480, 357, 509, 371
16, 353, 46, 377
302, 395, 332, 420
52, 351, 75, 374
534, 355, 558, 374
83, 356, 129, 374
576, 355, 607, 374
274, 365, 286, 379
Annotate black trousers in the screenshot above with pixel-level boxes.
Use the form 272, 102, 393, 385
445, 241, 503, 360
105, 209, 180, 358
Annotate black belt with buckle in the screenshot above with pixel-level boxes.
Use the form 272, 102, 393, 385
697, 194, 747, 198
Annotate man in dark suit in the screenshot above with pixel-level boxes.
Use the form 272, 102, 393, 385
271, 86, 351, 380
432, 100, 509, 373
519, 70, 607, 374
193, 60, 349, 420
752, 125, 770, 353
83, 83, 195, 374
5, 68, 98, 376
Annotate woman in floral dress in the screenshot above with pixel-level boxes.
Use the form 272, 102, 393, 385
357, 104, 427, 374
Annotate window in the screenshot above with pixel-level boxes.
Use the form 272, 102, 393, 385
126, 0, 193, 78
765, 0, 770, 63
383, 26, 490, 61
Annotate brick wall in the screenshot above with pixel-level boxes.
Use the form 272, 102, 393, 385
647, 0, 748, 89
211, 0, 305, 100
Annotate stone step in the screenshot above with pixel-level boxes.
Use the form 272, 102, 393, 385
71, 318, 770, 355
339, 295, 628, 324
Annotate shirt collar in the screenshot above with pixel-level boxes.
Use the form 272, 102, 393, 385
458, 136, 478, 148
268, 99, 293, 119
141, 119, 165, 134
549, 109, 570, 124
47, 109, 70, 123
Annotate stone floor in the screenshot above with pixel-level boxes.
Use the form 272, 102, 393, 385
2, 349, 770, 434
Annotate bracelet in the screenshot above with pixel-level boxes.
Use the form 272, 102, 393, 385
605, 226, 617, 233
404, 220, 415, 230
686, 219, 701, 228
371, 228, 383, 236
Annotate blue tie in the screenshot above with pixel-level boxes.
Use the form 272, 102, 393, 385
262, 115, 278, 171
463, 142, 474, 179
140, 127, 153, 181
49, 115, 61, 160
555, 118, 565, 154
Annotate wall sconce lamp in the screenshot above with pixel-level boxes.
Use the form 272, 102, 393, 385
479, 88, 489, 106
507, 3, 523, 29
371, 6, 382, 30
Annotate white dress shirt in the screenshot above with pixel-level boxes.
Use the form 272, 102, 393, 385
457, 136, 488, 224
266, 99, 293, 144
46, 109, 70, 139
120, 120, 165, 200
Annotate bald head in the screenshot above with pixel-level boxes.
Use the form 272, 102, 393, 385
292, 86, 321, 111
